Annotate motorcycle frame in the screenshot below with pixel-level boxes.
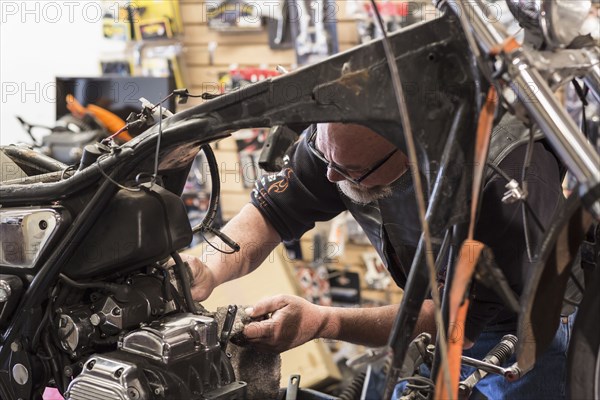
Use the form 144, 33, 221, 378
1, 7, 599, 399
1, 14, 482, 399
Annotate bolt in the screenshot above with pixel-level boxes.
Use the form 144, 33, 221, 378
64, 366, 73, 377
0, 288, 9, 303
128, 388, 140, 399
10, 341, 22, 352
59, 316, 69, 328
39, 220, 48, 230
90, 314, 103, 326
112, 307, 121, 316
115, 368, 124, 378
86, 360, 95, 370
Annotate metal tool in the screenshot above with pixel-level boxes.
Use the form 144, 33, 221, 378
459, 335, 520, 399
219, 305, 238, 352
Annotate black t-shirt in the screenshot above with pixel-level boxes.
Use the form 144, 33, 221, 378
251, 132, 563, 342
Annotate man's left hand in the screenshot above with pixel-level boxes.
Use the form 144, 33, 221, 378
242, 295, 333, 353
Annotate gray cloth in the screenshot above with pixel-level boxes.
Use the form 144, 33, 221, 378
213, 306, 282, 400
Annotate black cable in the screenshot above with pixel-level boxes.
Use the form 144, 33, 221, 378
60, 164, 77, 180
191, 144, 241, 254
572, 79, 590, 138
155, 264, 174, 302
172, 88, 217, 104
486, 162, 545, 232
59, 273, 132, 302
153, 264, 192, 312
201, 226, 241, 253
149, 93, 176, 113
172, 89, 206, 99
32, 295, 54, 349
521, 126, 537, 262
95, 154, 141, 192
202, 92, 223, 100
43, 330, 66, 394
198, 230, 239, 255
487, 162, 513, 182
397, 376, 435, 388
59, 273, 100, 289
406, 383, 432, 391
197, 145, 221, 230
171, 252, 199, 314
152, 102, 164, 186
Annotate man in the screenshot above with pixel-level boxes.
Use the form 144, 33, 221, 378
185, 120, 570, 399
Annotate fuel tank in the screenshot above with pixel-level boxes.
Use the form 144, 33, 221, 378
63, 183, 192, 279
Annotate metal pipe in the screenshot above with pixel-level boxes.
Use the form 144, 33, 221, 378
507, 52, 600, 188
461, 355, 507, 376
454, 0, 507, 55
452, 0, 600, 218
583, 50, 600, 105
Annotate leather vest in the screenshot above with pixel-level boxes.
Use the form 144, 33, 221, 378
340, 114, 543, 288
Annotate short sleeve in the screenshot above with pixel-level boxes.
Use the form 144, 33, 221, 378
250, 130, 347, 241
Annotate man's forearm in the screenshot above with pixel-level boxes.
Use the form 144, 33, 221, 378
201, 204, 282, 285
319, 300, 436, 348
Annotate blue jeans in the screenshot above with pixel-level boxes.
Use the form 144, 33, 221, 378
392, 312, 575, 399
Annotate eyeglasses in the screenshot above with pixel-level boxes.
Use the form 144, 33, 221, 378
307, 127, 398, 184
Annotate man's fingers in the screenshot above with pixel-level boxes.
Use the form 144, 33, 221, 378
247, 295, 289, 318
244, 320, 278, 340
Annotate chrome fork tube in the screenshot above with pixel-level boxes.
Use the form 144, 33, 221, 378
507, 51, 600, 186
453, 0, 600, 219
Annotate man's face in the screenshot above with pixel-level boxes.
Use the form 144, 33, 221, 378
315, 123, 408, 205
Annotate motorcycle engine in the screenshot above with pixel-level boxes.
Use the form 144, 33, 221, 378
65, 314, 246, 399
53, 274, 246, 399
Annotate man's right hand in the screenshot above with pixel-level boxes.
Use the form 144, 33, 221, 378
181, 254, 218, 301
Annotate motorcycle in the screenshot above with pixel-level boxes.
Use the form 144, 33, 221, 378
14, 95, 136, 166
1, 0, 599, 399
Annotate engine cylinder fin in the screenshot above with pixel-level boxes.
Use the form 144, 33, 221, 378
68, 380, 128, 400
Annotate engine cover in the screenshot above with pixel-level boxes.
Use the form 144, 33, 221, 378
66, 356, 149, 400
120, 313, 218, 364
65, 313, 247, 400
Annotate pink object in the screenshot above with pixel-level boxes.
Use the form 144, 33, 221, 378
43, 387, 65, 400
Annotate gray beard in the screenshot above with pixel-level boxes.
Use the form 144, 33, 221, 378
337, 180, 393, 205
